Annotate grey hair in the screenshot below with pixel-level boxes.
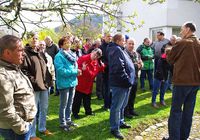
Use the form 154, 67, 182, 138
0, 35, 21, 56
92, 48, 102, 57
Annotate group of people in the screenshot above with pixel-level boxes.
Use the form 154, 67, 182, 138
0, 21, 199, 140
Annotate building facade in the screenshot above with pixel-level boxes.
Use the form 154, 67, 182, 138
107, 0, 200, 46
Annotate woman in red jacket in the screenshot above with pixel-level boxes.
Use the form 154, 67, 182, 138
72, 48, 105, 118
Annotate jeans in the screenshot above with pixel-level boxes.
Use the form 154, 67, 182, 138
168, 86, 199, 140
152, 78, 168, 104
0, 124, 32, 140
31, 90, 49, 137
110, 86, 130, 131
59, 87, 75, 126
140, 69, 153, 90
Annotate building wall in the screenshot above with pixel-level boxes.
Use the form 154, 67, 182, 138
117, 0, 200, 47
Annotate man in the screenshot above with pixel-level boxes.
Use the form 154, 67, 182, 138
100, 32, 112, 110
21, 33, 52, 140
137, 38, 154, 91
124, 38, 143, 118
0, 35, 37, 140
152, 31, 169, 70
108, 33, 135, 139
164, 22, 200, 140
44, 36, 59, 95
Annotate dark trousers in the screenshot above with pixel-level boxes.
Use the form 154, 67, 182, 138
140, 69, 153, 90
125, 83, 138, 114
102, 72, 111, 109
168, 86, 199, 140
72, 91, 92, 115
96, 72, 103, 99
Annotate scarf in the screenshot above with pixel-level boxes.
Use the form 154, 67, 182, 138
61, 49, 77, 64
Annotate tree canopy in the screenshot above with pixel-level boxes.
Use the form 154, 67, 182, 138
0, 0, 170, 38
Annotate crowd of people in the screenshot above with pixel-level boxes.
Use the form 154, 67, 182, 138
0, 21, 200, 140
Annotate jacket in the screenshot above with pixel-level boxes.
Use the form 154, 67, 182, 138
21, 46, 48, 91
167, 35, 200, 85
0, 60, 36, 134
108, 43, 135, 88
138, 44, 154, 70
54, 50, 78, 89
76, 54, 105, 94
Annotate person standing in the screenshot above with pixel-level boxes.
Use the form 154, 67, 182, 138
163, 22, 200, 140
0, 35, 37, 140
21, 33, 52, 140
44, 36, 59, 96
124, 38, 143, 118
108, 33, 135, 139
72, 48, 105, 118
100, 33, 112, 110
54, 36, 82, 131
137, 38, 154, 91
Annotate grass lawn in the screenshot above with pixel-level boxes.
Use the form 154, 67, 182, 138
0, 85, 199, 140
38, 85, 200, 140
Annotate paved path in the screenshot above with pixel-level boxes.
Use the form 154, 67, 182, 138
132, 116, 200, 140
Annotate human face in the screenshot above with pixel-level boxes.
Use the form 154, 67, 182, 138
126, 39, 134, 52
180, 25, 189, 39
144, 39, 150, 46
62, 39, 71, 50
117, 37, 125, 47
9, 41, 24, 65
91, 51, 101, 60
30, 35, 39, 49
156, 33, 163, 41
104, 34, 112, 43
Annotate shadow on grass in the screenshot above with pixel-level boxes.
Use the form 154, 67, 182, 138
39, 118, 113, 140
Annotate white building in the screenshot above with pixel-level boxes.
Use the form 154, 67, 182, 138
108, 0, 200, 46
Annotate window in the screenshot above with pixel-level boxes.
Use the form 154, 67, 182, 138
150, 28, 163, 41
172, 27, 181, 37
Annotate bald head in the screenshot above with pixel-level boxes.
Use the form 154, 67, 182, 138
126, 38, 136, 52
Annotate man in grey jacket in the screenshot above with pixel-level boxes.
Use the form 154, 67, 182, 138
0, 35, 37, 140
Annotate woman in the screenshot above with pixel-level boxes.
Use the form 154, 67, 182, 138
72, 48, 105, 118
54, 35, 82, 131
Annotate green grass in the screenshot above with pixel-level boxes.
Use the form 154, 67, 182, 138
38, 85, 200, 140
0, 85, 199, 140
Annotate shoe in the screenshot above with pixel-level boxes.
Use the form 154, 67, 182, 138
152, 103, 159, 108
111, 130, 124, 139
130, 111, 139, 116
160, 101, 166, 106
73, 114, 80, 119
162, 137, 169, 140
40, 129, 53, 136
67, 121, 79, 127
124, 113, 133, 119
120, 123, 131, 129
60, 125, 72, 131
30, 137, 42, 140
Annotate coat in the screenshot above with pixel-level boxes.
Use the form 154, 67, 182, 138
76, 54, 105, 94
54, 50, 78, 89
167, 35, 200, 85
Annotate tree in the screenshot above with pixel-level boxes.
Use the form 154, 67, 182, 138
0, 0, 167, 38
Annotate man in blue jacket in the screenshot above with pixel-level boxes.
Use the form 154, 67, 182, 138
108, 33, 135, 139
